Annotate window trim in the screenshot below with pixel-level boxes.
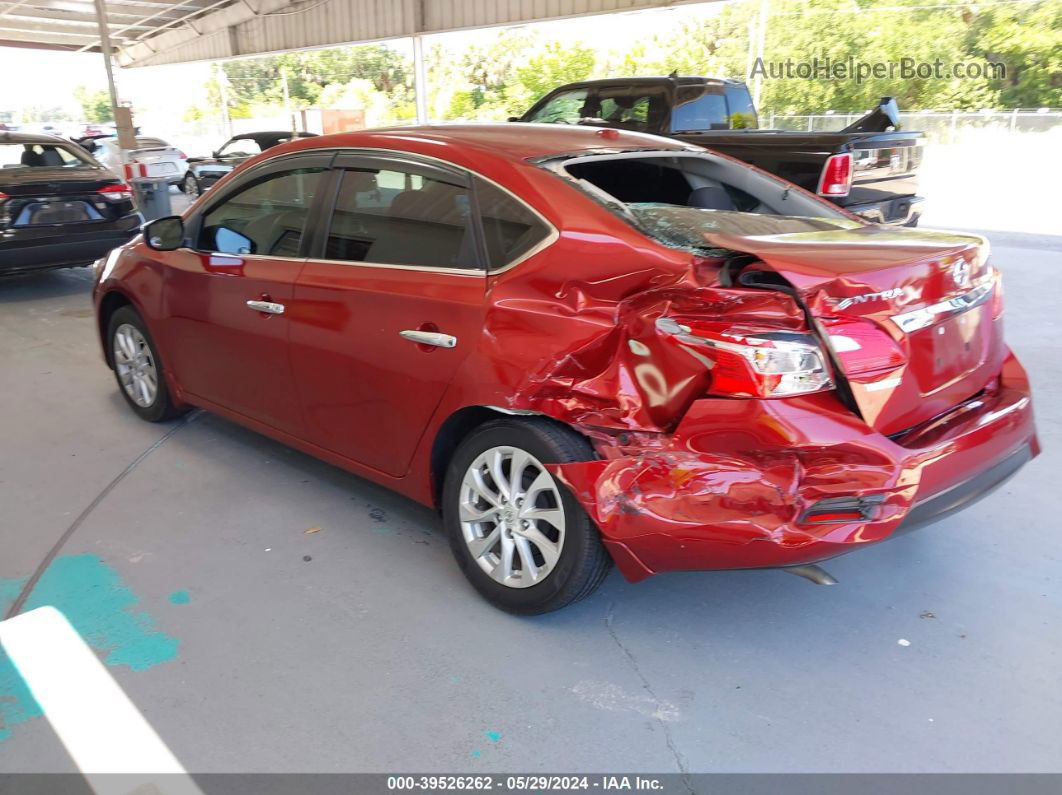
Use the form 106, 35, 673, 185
316, 153, 484, 273
312, 148, 557, 276
470, 175, 556, 274
185, 152, 335, 260
185, 146, 559, 276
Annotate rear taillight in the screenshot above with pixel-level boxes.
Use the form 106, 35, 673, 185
98, 183, 133, 201
817, 153, 853, 197
658, 318, 833, 398
177, 151, 188, 160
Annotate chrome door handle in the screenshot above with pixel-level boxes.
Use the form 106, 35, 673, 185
246, 299, 285, 315
399, 330, 457, 348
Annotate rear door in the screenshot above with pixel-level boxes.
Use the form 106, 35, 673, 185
289, 153, 487, 476
157, 153, 331, 435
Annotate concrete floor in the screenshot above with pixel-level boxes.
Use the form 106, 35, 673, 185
0, 228, 1059, 774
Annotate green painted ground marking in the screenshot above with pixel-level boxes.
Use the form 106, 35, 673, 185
0, 555, 180, 743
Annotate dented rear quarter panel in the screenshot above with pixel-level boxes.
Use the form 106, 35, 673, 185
408, 160, 1036, 581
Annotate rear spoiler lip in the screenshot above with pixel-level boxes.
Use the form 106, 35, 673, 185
701, 227, 985, 289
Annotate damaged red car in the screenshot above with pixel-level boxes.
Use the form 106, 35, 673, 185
93, 124, 1038, 614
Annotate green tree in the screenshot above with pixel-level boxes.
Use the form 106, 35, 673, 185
222, 44, 412, 109
967, 0, 1062, 108
74, 87, 113, 122
21, 105, 72, 123
514, 41, 596, 100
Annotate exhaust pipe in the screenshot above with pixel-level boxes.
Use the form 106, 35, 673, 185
784, 564, 838, 586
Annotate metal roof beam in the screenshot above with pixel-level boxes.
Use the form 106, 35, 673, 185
74, 0, 228, 50
1, 8, 156, 27
0, 21, 98, 36
117, 0, 722, 68
0, 34, 78, 46
0, 0, 213, 21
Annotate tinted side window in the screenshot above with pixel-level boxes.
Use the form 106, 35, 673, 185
672, 86, 729, 131
582, 85, 668, 132
475, 179, 550, 269
724, 86, 758, 129
325, 166, 477, 269
197, 168, 325, 256
525, 89, 588, 124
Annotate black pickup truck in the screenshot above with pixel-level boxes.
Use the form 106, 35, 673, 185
515, 76, 924, 226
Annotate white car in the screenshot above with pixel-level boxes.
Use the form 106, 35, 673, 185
83, 136, 189, 186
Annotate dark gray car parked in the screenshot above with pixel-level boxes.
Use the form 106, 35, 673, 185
182, 130, 317, 196
0, 132, 139, 276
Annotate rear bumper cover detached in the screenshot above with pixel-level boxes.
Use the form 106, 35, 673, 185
551, 350, 1038, 582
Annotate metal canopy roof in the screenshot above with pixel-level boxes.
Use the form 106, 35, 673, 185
0, 0, 715, 66
0, 0, 237, 53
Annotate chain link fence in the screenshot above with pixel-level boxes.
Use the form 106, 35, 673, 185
763, 109, 1062, 144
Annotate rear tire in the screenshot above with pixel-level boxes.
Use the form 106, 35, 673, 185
181, 172, 200, 197
443, 418, 611, 614
106, 306, 184, 423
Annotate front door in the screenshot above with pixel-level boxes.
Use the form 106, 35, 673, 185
289, 155, 487, 476
158, 157, 330, 436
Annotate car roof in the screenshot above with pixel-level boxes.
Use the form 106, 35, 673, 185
236, 130, 317, 143
544, 76, 744, 89
0, 131, 76, 145
273, 123, 696, 163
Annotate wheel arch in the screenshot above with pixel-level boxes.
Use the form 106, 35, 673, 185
428, 405, 591, 509
97, 289, 136, 368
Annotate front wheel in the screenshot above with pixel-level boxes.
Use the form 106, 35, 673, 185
443, 418, 611, 614
107, 306, 185, 422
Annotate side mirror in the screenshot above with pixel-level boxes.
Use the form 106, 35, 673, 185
144, 216, 184, 251
507, 116, 521, 122
212, 150, 221, 158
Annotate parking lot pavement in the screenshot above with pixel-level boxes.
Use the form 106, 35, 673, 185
1, 230, 1060, 774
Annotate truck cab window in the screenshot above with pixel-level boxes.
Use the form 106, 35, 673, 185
671, 87, 729, 132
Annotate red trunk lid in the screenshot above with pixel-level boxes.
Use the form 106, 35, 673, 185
706, 224, 1004, 435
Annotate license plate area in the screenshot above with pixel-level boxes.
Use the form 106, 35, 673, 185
14, 200, 102, 226
909, 305, 991, 392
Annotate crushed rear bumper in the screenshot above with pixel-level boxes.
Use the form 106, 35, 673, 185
551, 350, 1038, 582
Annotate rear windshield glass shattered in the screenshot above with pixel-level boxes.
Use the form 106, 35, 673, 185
628, 203, 863, 253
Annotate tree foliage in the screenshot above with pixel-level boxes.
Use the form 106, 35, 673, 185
74, 86, 113, 123
220, 44, 411, 118
195, 0, 1060, 126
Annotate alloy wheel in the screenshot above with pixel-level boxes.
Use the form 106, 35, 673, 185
112, 323, 158, 408
458, 446, 566, 588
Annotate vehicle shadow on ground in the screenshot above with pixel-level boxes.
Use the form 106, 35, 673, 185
163, 407, 945, 640
0, 267, 94, 304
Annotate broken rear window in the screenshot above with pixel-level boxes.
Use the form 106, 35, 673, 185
627, 203, 862, 253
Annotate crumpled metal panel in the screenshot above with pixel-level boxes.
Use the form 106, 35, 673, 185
469, 210, 1036, 582
548, 361, 1035, 581
484, 259, 805, 433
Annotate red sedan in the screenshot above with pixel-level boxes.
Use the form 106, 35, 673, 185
93, 125, 1038, 613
